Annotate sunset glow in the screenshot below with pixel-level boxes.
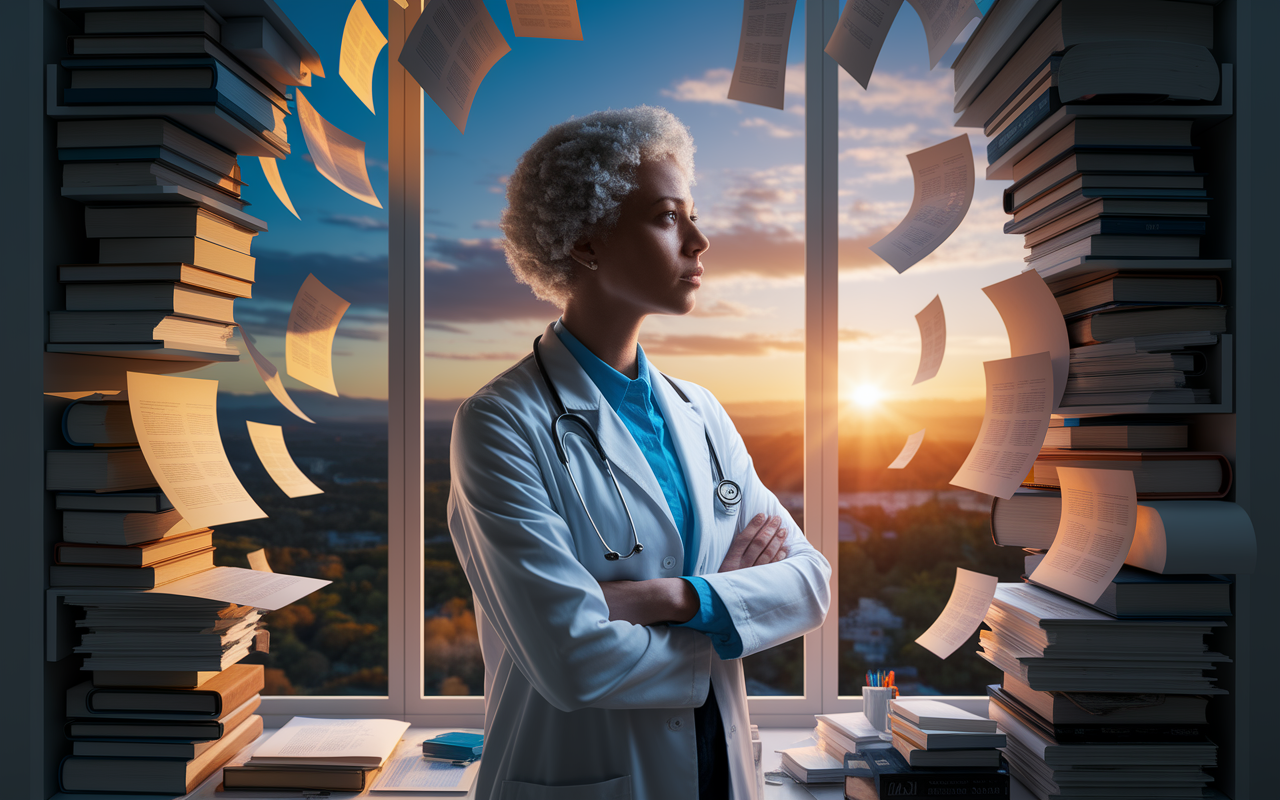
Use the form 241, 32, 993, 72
847, 382, 886, 410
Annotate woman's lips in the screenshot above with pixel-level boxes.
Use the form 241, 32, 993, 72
681, 265, 704, 287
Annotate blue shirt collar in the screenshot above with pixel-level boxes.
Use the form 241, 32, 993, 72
553, 319, 650, 412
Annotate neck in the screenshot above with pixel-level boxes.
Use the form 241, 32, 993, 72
560, 303, 645, 379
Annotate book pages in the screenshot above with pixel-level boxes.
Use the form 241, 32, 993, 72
982, 270, 1070, 410
371, 737, 482, 792
147, 566, 330, 610
888, 428, 926, 469
824, 0, 904, 90
400, 0, 511, 133
247, 548, 273, 572
505, 0, 583, 40
950, 352, 1052, 499
340, 0, 388, 114
870, 134, 974, 273
241, 330, 315, 423
246, 421, 323, 498
285, 274, 351, 397
251, 717, 411, 765
1030, 467, 1137, 605
727, 0, 798, 110
295, 89, 382, 208
912, 294, 946, 384
257, 157, 299, 219
905, 0, 980, 69
915, 568, 998, 659
126, 372, 266, 529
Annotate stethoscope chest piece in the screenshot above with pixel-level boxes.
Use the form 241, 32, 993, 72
716, 479, 742, 512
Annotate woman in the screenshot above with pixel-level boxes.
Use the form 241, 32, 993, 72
448, 106, 830, 800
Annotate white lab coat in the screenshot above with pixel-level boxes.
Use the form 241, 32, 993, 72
448, 321, 831, 800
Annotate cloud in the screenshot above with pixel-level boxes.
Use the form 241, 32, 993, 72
839, 123, 919, 144
662, 68, 735, 105
840, 328, 874, 341
642, 332, 803, 357
251, 250, 388, 307
424, 237, 559, 323
700, 225, 894, 279
837, 71, 953, 118
472, 219, 502, 230
236, 304, 387, 342
323, 214, 389, 231
424, 350, 524, 361
365, 157, 389, 172
741, 117, 801, 139
485, 174, 510, 195
690, 299, 754, 318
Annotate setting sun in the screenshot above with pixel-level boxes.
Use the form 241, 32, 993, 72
847, 383, 886, 410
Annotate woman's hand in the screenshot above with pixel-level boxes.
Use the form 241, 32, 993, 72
598, 578, 700, 626
718, 514, 788, 573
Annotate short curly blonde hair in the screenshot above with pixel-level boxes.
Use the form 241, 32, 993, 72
500, 106, 696, 307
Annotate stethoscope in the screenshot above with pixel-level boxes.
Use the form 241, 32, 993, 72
532, 335, 742, 561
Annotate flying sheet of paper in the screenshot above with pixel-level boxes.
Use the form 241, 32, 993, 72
913, 294, 946, 384
824, 0, 904, 89
1030, 467, 1138, 605
888, 428, 927, 470
257, 157, 299, 219
915, 568, 998, 659
247, 548, 273, 573
246, 421, 323, 498
505, 0, 583, 40
950, 352, 1053, 499
906, 0, 980, 69
241, 331, 314, 424
870, 134, 974, 273
149, 566, 330, 610
727, 0, 799, 110
126, 372, 266, 529
285, 274, 351, 397
340, 0, 388, 114
370, 737, 482, 792
399, 0, 511, 133
983, 271, 1071, 410
295, 89, 382, 208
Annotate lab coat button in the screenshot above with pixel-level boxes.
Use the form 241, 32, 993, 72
662, 556, 677, 570
668, 717, 685, 731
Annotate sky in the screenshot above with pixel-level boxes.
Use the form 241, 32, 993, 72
198, 0, 1026, 418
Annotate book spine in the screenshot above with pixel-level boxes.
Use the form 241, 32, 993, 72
987, 89, 1059, 164
877, 773, 1010, 798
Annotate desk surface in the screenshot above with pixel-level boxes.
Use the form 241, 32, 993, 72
50, 727, 1036, 800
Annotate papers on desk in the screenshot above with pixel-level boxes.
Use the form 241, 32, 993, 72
249, 717, 410, 768
371, 736, 481, 792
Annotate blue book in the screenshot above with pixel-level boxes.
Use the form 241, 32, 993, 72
987, 86, 1059, 164
422, 731, 483, 762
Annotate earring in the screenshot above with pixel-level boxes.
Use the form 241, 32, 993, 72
587, 261, 598, 271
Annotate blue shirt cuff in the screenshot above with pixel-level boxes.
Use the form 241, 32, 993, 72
673, 576, 744, 660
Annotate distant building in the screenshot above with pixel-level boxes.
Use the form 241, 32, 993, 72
326, 530, 387, 549
839, 597, 903, 664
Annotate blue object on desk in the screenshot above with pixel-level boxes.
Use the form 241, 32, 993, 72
422, 731, 483, 763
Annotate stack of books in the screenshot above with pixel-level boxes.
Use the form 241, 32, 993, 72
954, 0, 1230, 412
979, 583, 1223, 799
813, 710, 891, 761
844, 746, 1011, 800
887, 698, 1007, 770
59, 664, 265, 794
222, 716, 410, 792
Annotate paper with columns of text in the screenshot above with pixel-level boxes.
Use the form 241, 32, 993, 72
824, 0, 904, 89
400, 0, 510, 133
505, 0, 583, 40
888, 428, 927, 470
257, 157, 299, 219
126, 373, 266, 529
241, 330, 314, 423
285, 274, 350, 397
296, 89, 382, 208
1030, 467, 1138, 605
727, 0, 798, 109
983, 270, 1071, 409
915, 567, 998, 659
870, 134, 974, 273
906, 0, 981, 69
371, 737, 482, 792
246, 421, 324, 499
340, 0, 388, 114
949, 352, 1053, 499
149, 566, 330, 610
913, 294, 946, 384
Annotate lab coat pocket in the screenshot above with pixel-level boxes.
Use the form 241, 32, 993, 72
500, 775, 631, 800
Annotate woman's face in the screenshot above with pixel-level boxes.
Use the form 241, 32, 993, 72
574, 156, 711, 317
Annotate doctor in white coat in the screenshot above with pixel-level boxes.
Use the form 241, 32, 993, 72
448, 106, 831, 800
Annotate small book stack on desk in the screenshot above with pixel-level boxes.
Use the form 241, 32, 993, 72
813, 710, 891, 762
886, 698, 1008, 770
222, 716, 411, 791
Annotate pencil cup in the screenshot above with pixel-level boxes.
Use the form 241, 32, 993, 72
862, 686, 892, 732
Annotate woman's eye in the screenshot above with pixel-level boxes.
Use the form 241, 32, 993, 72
662, 211, 678, 222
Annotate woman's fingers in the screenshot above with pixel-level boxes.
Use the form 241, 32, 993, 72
754, 526, 788, 566
719, 513, 768, 572
739, 515, 782, 566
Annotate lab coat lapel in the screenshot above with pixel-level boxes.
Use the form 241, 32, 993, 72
536, 323, 678, 535
648, 361, 716, 574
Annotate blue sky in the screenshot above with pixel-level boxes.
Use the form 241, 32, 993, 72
201, 0, 1024, 415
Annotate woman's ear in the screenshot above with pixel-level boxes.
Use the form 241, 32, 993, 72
568, 238, 598, 270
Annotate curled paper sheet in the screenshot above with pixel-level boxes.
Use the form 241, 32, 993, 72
825, 0, 904, 90
285, 274, 351, 397
913, 295, 946, 385
915, 567, 998, 659
247, 548, 274, 573
1030, 467, 1137, 605
888, 428, 927, 470
870, 134, 974, 273
148, 566, 330, 611
126, 372, 267, 530
257, 157, 299, 219
505, 0, 583, 40
905, 0, 980, 69
340, 0, 388, 114
295, 89, 382, 208
983, 270, 1071, 410
727, 0, 798, 110
241, 330, 314, 423
246, 421, 324, 499
399, 0, 511, 133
